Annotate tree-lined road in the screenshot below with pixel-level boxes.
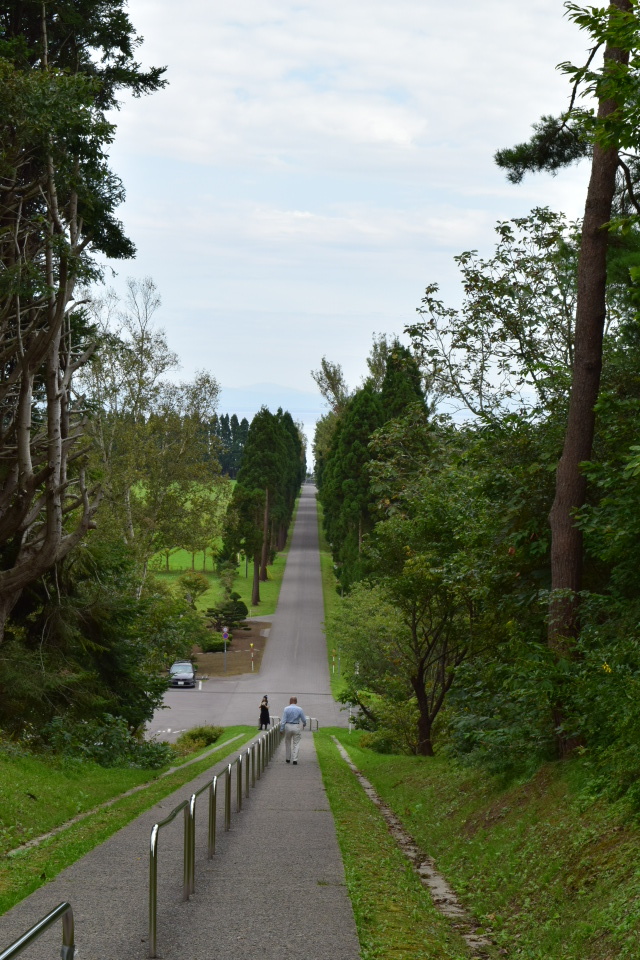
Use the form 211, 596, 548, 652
147, 485, 347, 740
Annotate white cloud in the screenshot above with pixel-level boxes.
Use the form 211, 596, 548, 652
105, 0, 596, 419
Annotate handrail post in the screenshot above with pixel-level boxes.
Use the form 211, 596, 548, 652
245, 746, 250, 797
61, 907, 75, 960
225, 763, 232, 830
188, 794, 196, 896
149, 825, 159, 958
251, 743, 256, 786
256, 739, 261, 780
236, 754, 242, 812
182, 805, 190, 901
208, 776, 217, 858
0, 902, 75, 960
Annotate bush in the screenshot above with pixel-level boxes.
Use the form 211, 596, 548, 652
205, 592, 248, 630
200, 631, 232, 653
174, 725, 224, 756
44, 714, 173, 769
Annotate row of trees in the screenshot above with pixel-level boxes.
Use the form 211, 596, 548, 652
0, 2, 241, 750
317, 2, 640, 789
224, 408, 306, 605
208, 414, 250, 478
0, 0, 165, 642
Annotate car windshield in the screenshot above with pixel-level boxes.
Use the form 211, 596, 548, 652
170, 662, 192, 674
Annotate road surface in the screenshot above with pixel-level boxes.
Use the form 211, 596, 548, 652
147, 484, 347, 740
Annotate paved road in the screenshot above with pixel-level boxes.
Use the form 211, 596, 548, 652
148, 485, 347, 741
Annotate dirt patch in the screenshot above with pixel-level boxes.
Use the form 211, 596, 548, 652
193, 620, 271, 677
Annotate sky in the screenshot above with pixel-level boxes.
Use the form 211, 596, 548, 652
106, 0, 592, 455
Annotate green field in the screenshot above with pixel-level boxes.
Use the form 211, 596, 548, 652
150, 495, 299, 617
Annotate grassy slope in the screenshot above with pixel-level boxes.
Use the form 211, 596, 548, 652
315, 731, 472, 960
325, 730, 640, 960
0, 727, 256, 915
315, 502, 640, 959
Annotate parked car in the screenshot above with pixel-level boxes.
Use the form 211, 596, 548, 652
168, 661, 197, 688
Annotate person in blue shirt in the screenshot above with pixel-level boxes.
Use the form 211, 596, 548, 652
279, 697, 307, 764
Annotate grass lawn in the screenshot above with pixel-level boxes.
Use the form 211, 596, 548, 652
0, 727, 257, 915
150, 497, 299, 618
324, 729, 640, 960
315, 730, 472, 960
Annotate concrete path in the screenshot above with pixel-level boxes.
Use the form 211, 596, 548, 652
0, 487, 361, 960
148, 484, 347, 740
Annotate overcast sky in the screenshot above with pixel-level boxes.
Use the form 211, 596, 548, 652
106, 0, 592, 450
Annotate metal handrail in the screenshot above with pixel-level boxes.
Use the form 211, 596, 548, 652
0, 901, 74, 960
148, 730, 277, 958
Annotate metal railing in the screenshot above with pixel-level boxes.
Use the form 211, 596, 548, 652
148, 726, 279, 958
0, 901, 74, 960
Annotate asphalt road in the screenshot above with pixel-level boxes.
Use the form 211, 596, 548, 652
147, 485, 348, 741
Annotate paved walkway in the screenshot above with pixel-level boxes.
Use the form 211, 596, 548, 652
147, 484, 348, 740
0, 488, 361, 959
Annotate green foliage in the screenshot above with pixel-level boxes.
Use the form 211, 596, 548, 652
177, 571, 210, 607
173, 725, 223, 755
200, 631, 233, 653
0, 538, 205, 737
205, 591, 248, 630
44, 715, 172, 769
223, 406, 305, 603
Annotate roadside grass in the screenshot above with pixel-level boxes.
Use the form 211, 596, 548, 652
314, 730, 471, 960
316, 500, 347, 699
327, 729, 640, 960
0, 727, 256, 915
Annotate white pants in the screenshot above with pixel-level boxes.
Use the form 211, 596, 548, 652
284, 723, 303, 762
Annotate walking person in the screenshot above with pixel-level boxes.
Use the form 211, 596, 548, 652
280, 696, 307, 764
259, 695, 270, 730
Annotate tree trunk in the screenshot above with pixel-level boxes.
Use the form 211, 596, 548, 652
260, 487, 270, 581
548, 3, 631, 754
413, 670, 435, 756
416, 711, 434, 757
252, 551, 261, 606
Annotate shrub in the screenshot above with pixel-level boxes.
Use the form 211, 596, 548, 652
205, 592, 248, 630
174, 725, 224, 756
200, 632, 232, 653
44, 714, 173, 769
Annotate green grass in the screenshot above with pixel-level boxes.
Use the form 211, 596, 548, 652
0, 727, 256, 915
150, 540, 289, 618
325, 729, 640, 960
315, 730, 471, 960
316, 500, 346, 698
151, 495, 300, 618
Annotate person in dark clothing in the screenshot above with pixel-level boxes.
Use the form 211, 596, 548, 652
259, 695, 270, 730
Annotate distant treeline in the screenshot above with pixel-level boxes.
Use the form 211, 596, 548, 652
208, 413, 250, 478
